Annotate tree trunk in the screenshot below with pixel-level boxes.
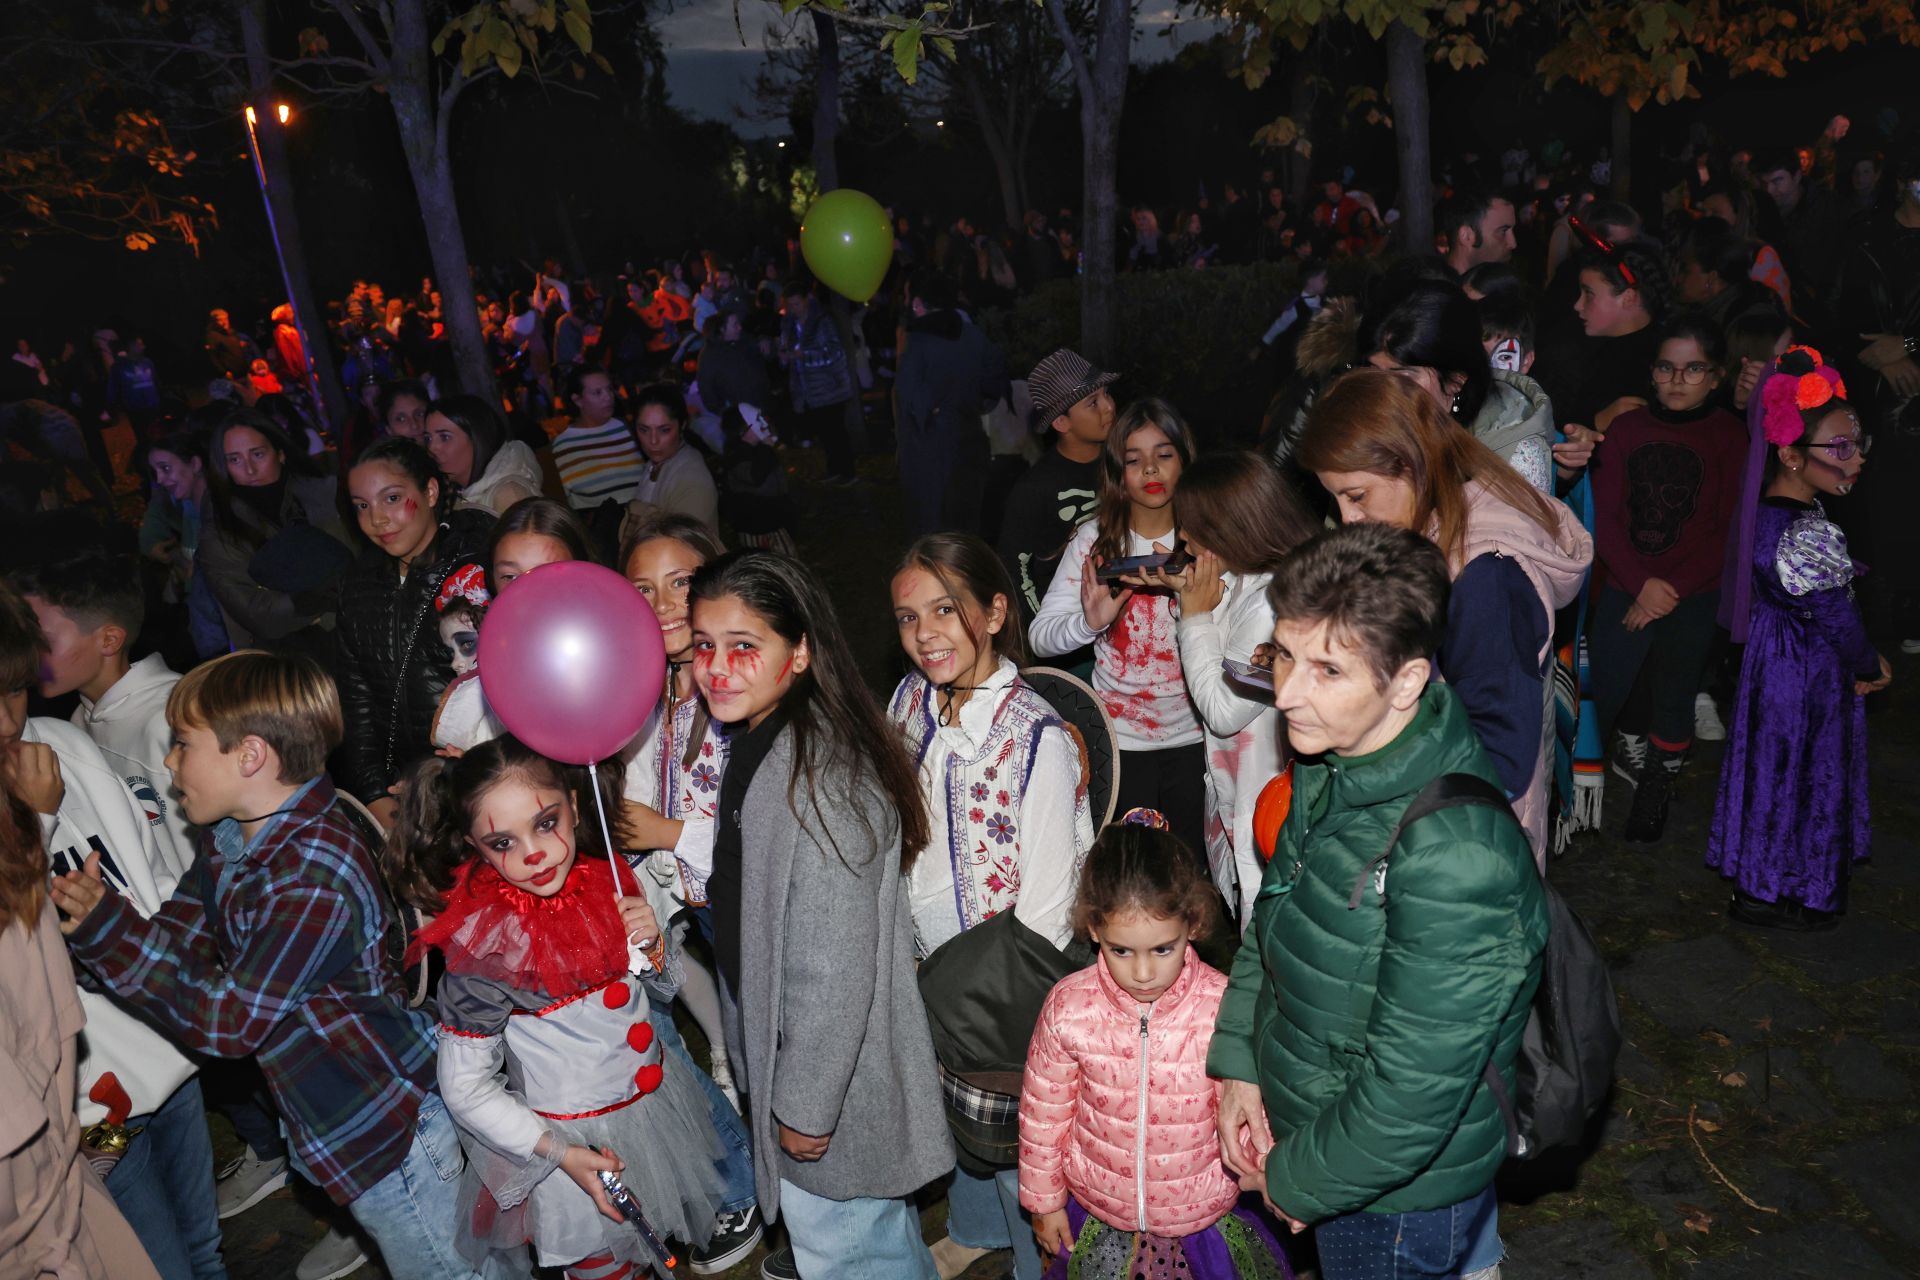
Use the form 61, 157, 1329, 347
808, 10, 865, 453
387, 0, 491, 397
1384, 20, 1433, 253
1282, 53, 1317, 212
1609, 92, 1632, 201
957, 54, 1024, 232
811, 9, 841, 193
238, 0, 347, 433
1076, 0, 1130, 365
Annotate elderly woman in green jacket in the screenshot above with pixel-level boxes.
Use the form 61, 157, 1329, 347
1208, 523, 1549, 1279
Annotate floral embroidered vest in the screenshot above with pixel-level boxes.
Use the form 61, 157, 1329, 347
891, 671, 1084, 931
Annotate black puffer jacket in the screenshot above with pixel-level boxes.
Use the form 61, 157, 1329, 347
335, 508, 497, 803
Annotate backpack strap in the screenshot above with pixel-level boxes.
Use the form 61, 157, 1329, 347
1482, 1058, 1525, 1158
1346, 772, 1513, 909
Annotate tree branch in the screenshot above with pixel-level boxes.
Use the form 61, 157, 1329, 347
321, 0, 392, 75
1045, 0, 1095, 102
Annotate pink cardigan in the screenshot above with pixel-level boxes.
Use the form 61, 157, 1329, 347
1018, 948, 1238, 1237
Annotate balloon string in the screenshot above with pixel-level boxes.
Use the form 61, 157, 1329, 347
587, 760, 653, 973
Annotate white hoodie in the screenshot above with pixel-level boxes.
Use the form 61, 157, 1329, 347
27, 718, 197, 1126
71, 652, 195, 886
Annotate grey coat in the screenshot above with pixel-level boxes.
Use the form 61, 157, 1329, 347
722, 726, 953, 1219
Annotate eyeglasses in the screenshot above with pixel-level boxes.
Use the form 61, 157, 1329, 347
1651, 361, 1715, 384
1807, 435, 1872, 461
1569, 214, 1636, 289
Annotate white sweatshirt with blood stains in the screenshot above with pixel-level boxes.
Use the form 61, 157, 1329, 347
1030, 520, 1201, 753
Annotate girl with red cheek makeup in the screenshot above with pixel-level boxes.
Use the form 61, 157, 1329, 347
387, 736, 731, 1278
338, 437, 497, 831
686, 551, 953, 1280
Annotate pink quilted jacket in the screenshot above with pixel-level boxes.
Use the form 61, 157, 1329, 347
1018, 949, 1238, 1236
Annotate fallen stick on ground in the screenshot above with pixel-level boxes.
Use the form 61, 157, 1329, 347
1688, 1103, 1779, 1215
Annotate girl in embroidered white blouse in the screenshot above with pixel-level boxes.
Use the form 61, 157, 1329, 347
886, 531, 1095, 1280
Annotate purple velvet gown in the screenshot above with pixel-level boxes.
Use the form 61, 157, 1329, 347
1707, 498, 1879, 911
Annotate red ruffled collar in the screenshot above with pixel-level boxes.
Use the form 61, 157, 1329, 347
406, 857, 632, 999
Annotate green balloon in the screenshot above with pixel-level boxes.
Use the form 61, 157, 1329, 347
800, 189, 894, 303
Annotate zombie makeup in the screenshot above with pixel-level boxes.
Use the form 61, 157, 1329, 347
439, 610, 480, 675
434, 563, 491, 675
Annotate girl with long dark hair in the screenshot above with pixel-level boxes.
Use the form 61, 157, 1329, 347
1030, 399, 1206, 855
688, 551, 951, 1280
336, 437, 497, 823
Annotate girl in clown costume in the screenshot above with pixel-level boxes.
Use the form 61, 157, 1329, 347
391, 736, 727, 1278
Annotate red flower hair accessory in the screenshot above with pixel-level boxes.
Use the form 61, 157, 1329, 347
435, 562, 490, 614
1760, 345, 1847, 447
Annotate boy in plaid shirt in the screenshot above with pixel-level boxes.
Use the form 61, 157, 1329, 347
53, 650, 483, 1280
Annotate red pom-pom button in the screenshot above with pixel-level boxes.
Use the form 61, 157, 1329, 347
603, 982, 630, 1009
633, 1063, 664, 1095
626, 1022, 655, 1054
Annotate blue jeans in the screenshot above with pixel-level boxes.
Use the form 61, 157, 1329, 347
779, 1179, 937, 1280
652, 995, 758, 1215
104, 1078, 227, 1280
1460, 1198, 1503, 1275
1313, 1185, 1498, 1280
947, 1164, 1041, 1280
344, 1092, 483, 1280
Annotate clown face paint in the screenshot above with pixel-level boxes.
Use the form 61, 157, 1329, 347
465, 777, 578, 897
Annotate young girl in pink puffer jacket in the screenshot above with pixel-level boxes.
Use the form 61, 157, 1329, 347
1019, 811, 1293, 1280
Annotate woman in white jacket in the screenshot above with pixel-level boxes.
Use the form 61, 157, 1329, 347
1139, 452, 1317, 928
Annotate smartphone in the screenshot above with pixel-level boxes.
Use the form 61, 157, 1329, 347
1094, 548, 1192, 583
1222, 658, 1275, 694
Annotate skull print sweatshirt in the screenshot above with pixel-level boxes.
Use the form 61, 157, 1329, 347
1589, 402, 1748, 600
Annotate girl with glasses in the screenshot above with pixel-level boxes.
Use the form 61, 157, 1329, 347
1709, 347, 1891, 932
1585, 314, 1750, 841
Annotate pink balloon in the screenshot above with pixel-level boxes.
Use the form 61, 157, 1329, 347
477, 560, 665, 764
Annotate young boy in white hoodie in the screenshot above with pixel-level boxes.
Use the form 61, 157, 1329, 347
0, 581, 225, 1280
16, 553, 194, 884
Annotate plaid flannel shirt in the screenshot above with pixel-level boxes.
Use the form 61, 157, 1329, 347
67, 775, 437, 1206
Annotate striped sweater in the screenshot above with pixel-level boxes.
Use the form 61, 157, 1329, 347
552, 417, 648, 509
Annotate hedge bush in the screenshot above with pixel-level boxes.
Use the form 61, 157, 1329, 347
979, 262, 1314, 441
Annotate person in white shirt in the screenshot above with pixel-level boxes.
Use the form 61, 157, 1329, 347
1030, 399, 1207, 857
1134, 452, 1317, 928
16, 553, 194, 883
886, 532, 1093, 1280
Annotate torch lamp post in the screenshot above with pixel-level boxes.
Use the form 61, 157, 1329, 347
243, 102, 329, 432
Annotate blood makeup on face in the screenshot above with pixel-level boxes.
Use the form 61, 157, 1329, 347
690, 593, 801, 729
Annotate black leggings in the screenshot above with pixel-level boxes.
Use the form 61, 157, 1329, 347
1589, 585, 1721, 749
1115, 742, 1208, 865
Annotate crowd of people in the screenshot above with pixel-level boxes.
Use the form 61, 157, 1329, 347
0, 106, 1911, 1280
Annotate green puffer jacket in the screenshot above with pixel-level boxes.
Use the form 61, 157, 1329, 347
1206, 683, 1549, 1221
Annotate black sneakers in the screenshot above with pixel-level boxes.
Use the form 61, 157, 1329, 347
1623, 747, 1682, 842
690, 1205, 764, 1275
760, 1244, 800, 1280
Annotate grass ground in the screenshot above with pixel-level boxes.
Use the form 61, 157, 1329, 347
192, 433, 1920, 1279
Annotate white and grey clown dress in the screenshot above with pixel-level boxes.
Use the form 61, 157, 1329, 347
410, 857, 728, 1273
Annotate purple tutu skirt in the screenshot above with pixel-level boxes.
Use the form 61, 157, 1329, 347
1041, 1196, 1295, 1280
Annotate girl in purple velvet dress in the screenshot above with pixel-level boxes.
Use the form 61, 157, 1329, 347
1708, 347, 1893, 930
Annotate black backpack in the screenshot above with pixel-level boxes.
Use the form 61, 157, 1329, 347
1351, 772, 1620, 1158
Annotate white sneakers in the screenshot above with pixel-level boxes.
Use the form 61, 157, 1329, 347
293, 1226, 369, 1280
1694, 693, 1727, 742
214, 1146, 289, 1219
